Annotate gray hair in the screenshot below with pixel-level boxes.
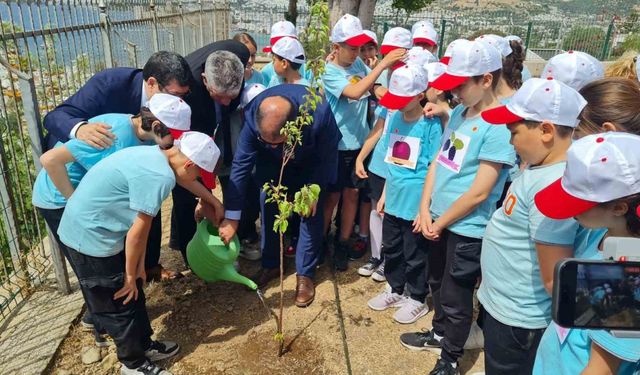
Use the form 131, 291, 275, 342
204, 50, 244, 96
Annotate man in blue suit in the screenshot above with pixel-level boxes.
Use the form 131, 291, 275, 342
218, 84, 341, 307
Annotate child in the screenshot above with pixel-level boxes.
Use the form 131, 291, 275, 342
533, 132, 640, 374
267, 36, 309, 87
477, 34, 526, 100
233, 32, 264, 86
400, 39, 515, 375
321, 13, 405, 270
476, 78, 588, 374
361, 30, 379, 69
57, 131, 219, 375
505, 34, 532, 81
412, 20, 439, 55
261, 21, 313, 86
605, 49, 638, 81
366, 64, 442, 324
541, 50, 604, 91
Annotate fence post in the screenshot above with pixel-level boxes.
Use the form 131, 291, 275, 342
212, 2, 218, 41
601, 19, 614, 61
98, 0, 113, 69
198, 0, 204, 47
150, 0, 160, 52
179, 0, 186, 55
383, 21, 389, 35
438, 18, 446, 58
524, 21, 532, 51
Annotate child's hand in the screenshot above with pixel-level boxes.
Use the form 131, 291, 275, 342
355, 158, 368, 179
423, 102, 447, 119
376, 198, 385, 215
412, 214, 421, 233
380, 48, 407, 69
326, 50, 337, 63
420, 210, 438, 240
366, 56, 378, 69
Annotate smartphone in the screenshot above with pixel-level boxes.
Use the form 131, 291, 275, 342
553, 259, 640, 330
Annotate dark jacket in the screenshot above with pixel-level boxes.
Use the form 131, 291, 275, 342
224, 84, 342, 213
42, 67, 143, 150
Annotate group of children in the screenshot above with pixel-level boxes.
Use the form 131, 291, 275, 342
243, 14, 640, 375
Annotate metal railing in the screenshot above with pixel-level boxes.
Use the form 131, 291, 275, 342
0, 0, 231, 323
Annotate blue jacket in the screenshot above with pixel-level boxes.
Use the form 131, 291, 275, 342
224, 84, 341, 214
42, 67, 143, 150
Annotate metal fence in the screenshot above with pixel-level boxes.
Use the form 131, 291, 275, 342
0, 0, 230, 323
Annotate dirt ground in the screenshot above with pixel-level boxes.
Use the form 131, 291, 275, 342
45, 199, 484, 375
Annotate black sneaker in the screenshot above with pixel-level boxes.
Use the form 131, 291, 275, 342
121, 360, 173, 375
348, 237, 368, 260
428, 358, 460, 375
400, 329, 442, 351
144, 340, 180, 362
357, 257, 382, 276
333, 241, 349, 271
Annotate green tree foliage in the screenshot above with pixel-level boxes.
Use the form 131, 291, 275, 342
561, 26, 606, 57
391, 0, 434, 26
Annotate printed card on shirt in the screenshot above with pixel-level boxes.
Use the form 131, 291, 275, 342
347, 73, 370, 103
436, 128, 471, 173
385, 132, 421, 170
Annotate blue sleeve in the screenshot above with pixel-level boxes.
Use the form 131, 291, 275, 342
375, 106, 387, 120
589, 330, 640, 363
322, 65, 350, 99
310, 105, 341, 188
224, 111, 259, 213
427, 118, 443, 162
128, 174, 175, 216
64, 139, 111, 170
478, 123, 516, 166
531, 211, 579, 246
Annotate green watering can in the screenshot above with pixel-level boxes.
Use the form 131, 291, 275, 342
186, 220, 257, 290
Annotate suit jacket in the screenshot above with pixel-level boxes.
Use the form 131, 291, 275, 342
224, 84, 342, 214
42, 68, 143, 150
184, 40, 250, 165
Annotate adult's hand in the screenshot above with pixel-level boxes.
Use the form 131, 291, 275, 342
218, 219, 239, 245
76, 122, 116, 149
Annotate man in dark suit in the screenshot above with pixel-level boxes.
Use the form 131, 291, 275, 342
42, 51, 192, 282
169, 40, 250, 261
218, 84, 341, 307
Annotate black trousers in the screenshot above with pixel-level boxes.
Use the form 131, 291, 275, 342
66, 248, 152, 369
383, 213, 429, 302
482, 307, 545, 375
428, 229, 482, 363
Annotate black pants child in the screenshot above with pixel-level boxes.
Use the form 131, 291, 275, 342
428, 229, 481, 363
482, 307, 545, 375
66, 247, 153, 369
383, 213, 429, 302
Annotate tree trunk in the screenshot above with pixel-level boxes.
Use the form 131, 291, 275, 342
286, 0, 298, 25
357, 0, 377, 29
329, 0, 360, 27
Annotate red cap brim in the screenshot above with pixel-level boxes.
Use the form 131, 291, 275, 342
430, 72, 469, 91
379, 92, 415, 110
345, 33, 374, 47
380, 45, 401, 55
481, 105, 524, 125
200, 170, 216, 190
413, 37, 436, 46
534, 178, 598, 220
169, 128, 186, 139
440, 56, 451, 64
262, 46, 272, 53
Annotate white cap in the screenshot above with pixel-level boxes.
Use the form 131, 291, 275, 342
412, 21, 438, 47
424, 62, 447, 83
405, 47, 437, 68
636, 54, 640, 83
476, 34, 512, 58
240, 83, 266, 109
363, 30, 378, 46
263, 21, 297, 52
380, 27, 412, 54
148, 93, 191, 139
379, 64, 428, 110
330, 14, 373, 47
541, 50, 604, 91
176, 131, 220, 189
482, 77, 587, 127
271, 36, 305, 64
431, 39, 502, 91
440, 38, 466, 64
535, 132, 640, 219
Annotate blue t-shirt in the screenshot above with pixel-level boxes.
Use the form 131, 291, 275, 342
368, 107, 393, 178
266, 74, 311, 88
261, 62, 313, 86
384, 111, 442, 221
322, 57, 372, 150
245, 69, 265, 86
58, 146, 175, 257
430, 104, 516, 238
478, 162, 586, 329
31, 114, 142, 210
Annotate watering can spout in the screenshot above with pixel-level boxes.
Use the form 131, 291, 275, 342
186, 220, 257, 290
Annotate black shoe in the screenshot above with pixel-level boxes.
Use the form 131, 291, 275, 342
428, 358, 460, 375
81, 311, 94, 331
333, 241, 349, 271
121, 360, 173, 375
144, 340, 180, 362
348, 237, 368, 260
400, 329, 442, 351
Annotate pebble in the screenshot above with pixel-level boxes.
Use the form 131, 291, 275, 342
80, 346, 102, 364
227, 306, 234, 312
101, 352, 119, 372
57, 370, 71, 375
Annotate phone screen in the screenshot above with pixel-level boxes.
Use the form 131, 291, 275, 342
574, 263, 640, 328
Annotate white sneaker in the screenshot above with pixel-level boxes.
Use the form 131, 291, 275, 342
393, 298, 429, 324
239, 246, 261, 261
464, 321, 484, 349
367, 291, 408, 311
371, 261, 386, 282
121, 360, 173, 375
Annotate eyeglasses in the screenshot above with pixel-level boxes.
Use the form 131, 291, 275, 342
257, 135, 284, 146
